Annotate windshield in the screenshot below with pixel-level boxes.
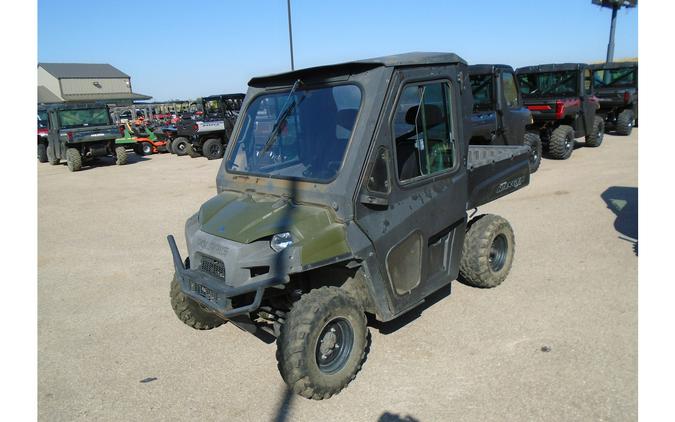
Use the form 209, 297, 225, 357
593, 67, 636, 88
58, 108, 111, 129
518, 71, 578, 97
469, 73, 493, 111
226, 84, 361, 182
38, 110, 48, 129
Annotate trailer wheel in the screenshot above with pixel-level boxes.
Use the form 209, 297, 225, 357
115, 146, 128, 165
38, 143, 48, 163
585, 116, 605, 147
66, 148, 82, 172
616, 109, 634, 136
548, 125, 574, 160
172, 137, 189, 156
459, 214, 515, 289
276, 286, 368, 400
523, 132, 542, 173
141, 142, 154, 155
170, 274, 225, 330
202, 138, 224, 160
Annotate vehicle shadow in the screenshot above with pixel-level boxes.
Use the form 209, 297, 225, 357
601, 186, 638, 255
271, 386, 294, 422
77, 153, 150, 171
369, 283, 452, 335
377, 411, 421, 422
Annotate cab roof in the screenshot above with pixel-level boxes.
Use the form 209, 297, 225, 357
516, 63, 588, 74
589, 61, 638, 70
468, 64, 513, 75
248, 52, 466, 87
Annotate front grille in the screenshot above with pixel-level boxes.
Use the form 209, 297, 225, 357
200, 255, 226, 279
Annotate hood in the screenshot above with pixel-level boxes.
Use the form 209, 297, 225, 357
199, 191, 342, 245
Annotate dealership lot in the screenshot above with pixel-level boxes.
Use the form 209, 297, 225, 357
38, 131, 637, 421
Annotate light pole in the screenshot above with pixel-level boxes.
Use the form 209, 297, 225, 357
591, 0, 637, 64
287, 0, 295, 71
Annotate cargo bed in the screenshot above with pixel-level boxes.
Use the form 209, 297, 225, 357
466, 145, 530, 209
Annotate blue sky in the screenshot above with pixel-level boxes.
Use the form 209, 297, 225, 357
38, 0, 638, 102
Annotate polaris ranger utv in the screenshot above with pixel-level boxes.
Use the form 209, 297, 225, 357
167, 53, 531, 400
516, 63, 604, 160
469, 64, 542, 172
45, 103, 131, 172
590, 62, 638, 136
172, 94, 245, 159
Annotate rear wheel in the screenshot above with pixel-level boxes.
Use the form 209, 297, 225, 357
276, 286, 368, 400
38, 143, 48, 163
172, 137, 189, 156
66, 147, 82, 172
616, 109, 634, 136
585, 116, 605, 147
548, 125, 574, 160
141, 142, 153, 155
115, 146, 128, 165
523, 132, 542, 173
202, 138, 224, 160
459, 214, 515, 288
170, 275, 225, 330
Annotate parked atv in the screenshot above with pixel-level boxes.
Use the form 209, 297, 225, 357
172, 94, 244, 159
590, 62, 638, 135
44, 103, 130, 172
469, 64, 542, 172
117, 122, 169, 156
516, 63, 603, 160
167, 53, 531, 400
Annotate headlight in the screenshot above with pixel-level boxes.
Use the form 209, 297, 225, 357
271, 232, 293, 252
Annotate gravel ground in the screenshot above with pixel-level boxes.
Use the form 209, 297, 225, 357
38, 130, 637, 422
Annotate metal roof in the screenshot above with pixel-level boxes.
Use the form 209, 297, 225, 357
516, 63, 588, 74
249, 52, 466, 86
39, 63, 130, 79
468, 64, 514, 75
37, 85, 62, 103
589, 61, 638, 70
61, 92, 152, 101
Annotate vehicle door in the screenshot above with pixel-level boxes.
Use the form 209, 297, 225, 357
47, 110, 64, 160
354, 67, 468, 314
497, 70, 528, 145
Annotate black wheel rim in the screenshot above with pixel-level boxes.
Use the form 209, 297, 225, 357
315, 317, 354, 374
177, 143, 185, 151
208, 144, 221, 156
565, 135, 573, 152
489, 234, 508, 272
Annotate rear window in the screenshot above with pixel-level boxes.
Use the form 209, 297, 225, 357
469, 74, 493, 111
58, 108, 112, 129
593, 67, 636, 88
518, 71, 578, 97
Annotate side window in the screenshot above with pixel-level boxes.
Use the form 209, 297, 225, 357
366, 147, 391, 194
584, 68, 592, 95
393, 81, 456, 182
502, 72, 520, 108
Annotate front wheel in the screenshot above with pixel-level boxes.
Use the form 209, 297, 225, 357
141, 142, 154, 155
459, 214, 515, 288
170, 274, 225, 330
115, 146, 128, 165
523, 132, 542, 173
276, 286, 368, 400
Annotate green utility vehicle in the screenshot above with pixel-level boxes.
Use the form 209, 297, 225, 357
45, 103, 130, 172
167, 53, 531, 400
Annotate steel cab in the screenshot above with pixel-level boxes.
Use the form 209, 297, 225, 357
169, 52, 487, 322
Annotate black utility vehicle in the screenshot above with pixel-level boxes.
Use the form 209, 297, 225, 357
516, 63, 604, 160
44, 103, 128, 172
590, 62, 638, 135
167, 53, 531, 400
172, 94, 245, 159
469, 64, 542, 172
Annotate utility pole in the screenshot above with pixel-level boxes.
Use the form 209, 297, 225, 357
591, 0, 637, 64
287, 0, 295, 71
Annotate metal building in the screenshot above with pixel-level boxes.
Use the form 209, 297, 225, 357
37, 63, 152, 106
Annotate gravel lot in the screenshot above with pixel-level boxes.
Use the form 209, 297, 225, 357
38, 130, 638, 422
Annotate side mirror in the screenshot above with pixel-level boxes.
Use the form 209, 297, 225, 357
359, 193, 389, 207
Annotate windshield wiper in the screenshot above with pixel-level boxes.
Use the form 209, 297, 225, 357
259, 79, 304, 155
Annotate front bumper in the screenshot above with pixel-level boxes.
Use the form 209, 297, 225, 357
167, 235, 289, 318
